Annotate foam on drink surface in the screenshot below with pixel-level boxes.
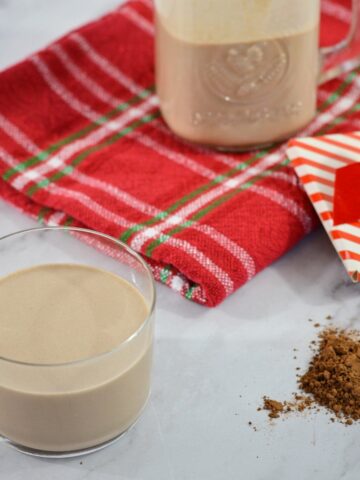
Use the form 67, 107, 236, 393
0, 264, 153, 452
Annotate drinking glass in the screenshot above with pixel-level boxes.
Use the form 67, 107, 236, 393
0, 227, 155, 458
155, 0, 359, 150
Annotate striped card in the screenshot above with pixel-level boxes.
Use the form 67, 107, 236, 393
287, 134, 360, 283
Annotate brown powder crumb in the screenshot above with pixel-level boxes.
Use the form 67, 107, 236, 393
314, 323, 321, 328
260, 328, 360, 425
299, 328, 360, 423
263, 398, 284, 419
326, 315, 333, 321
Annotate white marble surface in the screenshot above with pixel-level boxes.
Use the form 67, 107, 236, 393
1, 1, 360, 479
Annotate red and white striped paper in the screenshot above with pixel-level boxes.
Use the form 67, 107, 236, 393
287, 134, 360, 282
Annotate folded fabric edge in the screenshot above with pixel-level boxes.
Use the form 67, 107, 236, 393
0, 179, 210, 306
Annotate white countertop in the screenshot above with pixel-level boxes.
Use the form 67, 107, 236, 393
1, 2, 360, 479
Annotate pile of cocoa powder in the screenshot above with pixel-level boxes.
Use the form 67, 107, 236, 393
262, 327, 360, 425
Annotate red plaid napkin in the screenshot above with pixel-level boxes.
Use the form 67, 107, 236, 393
0, 0, 359, 306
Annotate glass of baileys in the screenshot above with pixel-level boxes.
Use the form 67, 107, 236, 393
0, 227, 155, 457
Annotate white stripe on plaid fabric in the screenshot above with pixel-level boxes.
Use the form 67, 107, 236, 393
40, 28, 360, 251
31, 53, 159, 134
50, 41, 244, 177
49, 44, 121, 108
130, 143, 302, 251
0, 146, 21, 167
131, 75, 360, 251
31, 55, 101, 123
68, 32, 285, 186
49, 43, 218, 181
101, 0, 359, 243
119, 5, 155, 35
3, 122, 252, 283
344, 118, 360, 130
69, 33, 145, 97
60, 29, 293, 196
7, 180, 205, 302
47, 211, 67, 226
0, 119, 255, 283
322, 0, 352, 23
2, 5, 358, 288
0, 148, 129, 227
11, 92, 157, 190
268, 171, 299, 186
71, 226, 207, 303
8, 77, 157, 190
0, 113, 39, 156
153, 117, 314, 183
1, 53, 258, 279
189, 224, 256, 278
7, 18, 358, 276
152, 119, 242, 169
310, 75, 360, 132
2, 138, 236, 294
1, 112, 256, 278
128, 0, 153, 10
250, 185, 313, 233
0, 112, 246, 287
24, 52, 311, 260
54, 35, 314, 223
131, 131, 217, 179
0, 146, 234, 295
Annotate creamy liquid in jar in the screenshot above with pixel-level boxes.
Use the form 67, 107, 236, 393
155, 0, 320, 148
0, 264, 152, 452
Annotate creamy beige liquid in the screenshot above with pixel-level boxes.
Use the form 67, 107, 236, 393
0, 264, 152, 452
156, 14, 319, 149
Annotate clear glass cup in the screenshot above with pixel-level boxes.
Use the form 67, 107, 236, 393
0, 227, 155, 458
155, 0, 359, 150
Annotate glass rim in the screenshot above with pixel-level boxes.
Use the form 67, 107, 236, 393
0, 226, 156, 369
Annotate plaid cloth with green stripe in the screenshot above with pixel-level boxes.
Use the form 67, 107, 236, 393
0, 0, 359, 306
